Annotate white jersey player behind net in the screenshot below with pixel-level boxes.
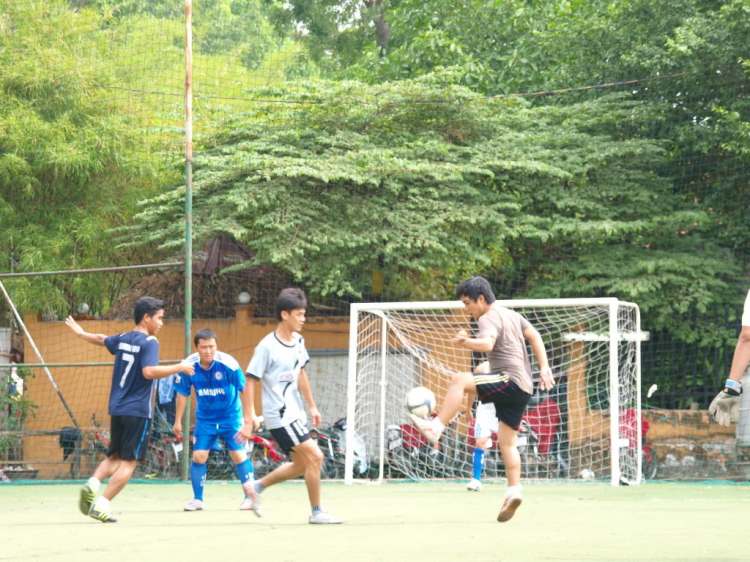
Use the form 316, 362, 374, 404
238, 287, 342, 525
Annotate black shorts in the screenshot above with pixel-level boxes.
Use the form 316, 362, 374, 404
473, 373, 532, 430
269, 419, 312, 456
107, 415, 151, 461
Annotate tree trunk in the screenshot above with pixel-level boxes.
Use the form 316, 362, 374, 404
365, 0, 391, 55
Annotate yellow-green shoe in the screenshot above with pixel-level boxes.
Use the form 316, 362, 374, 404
79, 485, 96, 516
88, 505, 118, 523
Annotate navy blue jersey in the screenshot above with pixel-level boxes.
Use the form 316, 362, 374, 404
174, 351, 245, 424
103, 332, 160, 418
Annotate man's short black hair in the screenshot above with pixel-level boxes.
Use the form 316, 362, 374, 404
455, 277, 496, 304
134, 296, 165, 325
194, 328, 218, 347
275, 288, 307, 321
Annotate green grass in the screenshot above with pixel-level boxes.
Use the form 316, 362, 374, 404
0, 482, 747, 561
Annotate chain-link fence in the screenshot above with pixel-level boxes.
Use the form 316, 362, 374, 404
1, 0, 749, 483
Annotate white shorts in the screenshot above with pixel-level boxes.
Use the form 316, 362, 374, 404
475, 402, 499, 439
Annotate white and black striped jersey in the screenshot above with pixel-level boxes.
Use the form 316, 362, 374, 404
246, 331, 310, 430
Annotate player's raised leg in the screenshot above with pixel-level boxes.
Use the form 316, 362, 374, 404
411, 371, 477, 444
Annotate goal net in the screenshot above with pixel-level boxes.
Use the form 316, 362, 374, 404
345, 299, 642, 486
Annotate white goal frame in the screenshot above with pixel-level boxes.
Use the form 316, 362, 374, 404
344, 298, 642, 486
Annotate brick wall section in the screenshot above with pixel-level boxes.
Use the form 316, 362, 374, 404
645, 410, 748, 480
20, 309, 349, 478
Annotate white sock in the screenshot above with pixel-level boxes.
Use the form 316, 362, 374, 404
506, 485, 522, 497
86, 477, 101, 492
93, 496, 110, 511
431, 418, 446, 435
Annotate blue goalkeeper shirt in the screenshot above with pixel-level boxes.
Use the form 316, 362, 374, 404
174, 351, 245, 424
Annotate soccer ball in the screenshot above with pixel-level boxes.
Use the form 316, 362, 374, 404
579, 468, 596, 480
406, 387, 436, 419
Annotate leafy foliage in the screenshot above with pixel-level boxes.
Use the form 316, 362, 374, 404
288, 0, 750, 93
120, 76, 740, 342
71, 0, 289, 70
283, 0, 750, 342
0, 1, 173, 315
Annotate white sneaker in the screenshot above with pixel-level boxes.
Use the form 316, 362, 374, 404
309, 511, 343, 524
88, 505, 118, 523
466, 479, 482, 492
184, 499, 203, 512
239, 496, 253, 511
409, 414, 441, 445
497, 492, 522, 523
79, 484, 96, 516
242, 481, 263, 517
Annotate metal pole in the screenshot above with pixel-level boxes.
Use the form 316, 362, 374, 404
377, 312, 388, 485
635, 305, 643, 484
0, 281, 79, 430
344, 306, 359, 485
181, 0, 194, 482
608, 301, 620, 486
0, 262, 184, 278
0, 360, 181, 369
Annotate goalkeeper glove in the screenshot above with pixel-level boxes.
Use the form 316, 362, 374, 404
708, 379, 742, 426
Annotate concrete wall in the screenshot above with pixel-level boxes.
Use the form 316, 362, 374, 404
645, 409, 747, 480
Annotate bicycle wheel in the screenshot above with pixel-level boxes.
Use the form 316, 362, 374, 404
642, 446, 659, 480
133, 442, 161, 479
519, 443, 540, 479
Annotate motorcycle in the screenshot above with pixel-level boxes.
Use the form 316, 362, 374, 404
311, 418, 370, 480
247, 422, 288, 477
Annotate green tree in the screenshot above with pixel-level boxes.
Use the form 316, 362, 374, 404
0, 1, 173, 315
70, 0, 290, 70
120, 76, 739, 341
288, 0, 750, 93
286, 0, 750, 308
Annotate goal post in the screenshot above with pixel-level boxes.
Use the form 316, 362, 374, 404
345, 298, 642, 486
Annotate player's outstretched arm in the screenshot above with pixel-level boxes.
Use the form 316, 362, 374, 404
143, 360, 195, 380
65, 316, 107, 346
523, 325, 554, 392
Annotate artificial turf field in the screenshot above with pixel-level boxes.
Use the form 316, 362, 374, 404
0, 481, 746, 562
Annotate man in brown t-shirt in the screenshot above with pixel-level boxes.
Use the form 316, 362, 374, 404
410, 276, 554, 523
